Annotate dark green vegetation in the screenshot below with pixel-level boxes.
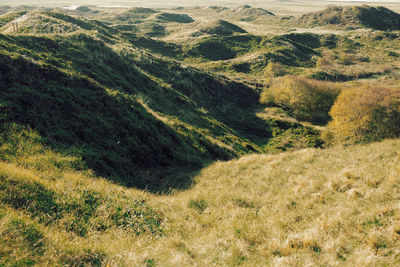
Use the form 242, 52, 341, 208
139, 23, 166, 37
298, 5, 400, 30
155, 12, 194, 23
136, 32, 322, 65
198, 19, 247, 36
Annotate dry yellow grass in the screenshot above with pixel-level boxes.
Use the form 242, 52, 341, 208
142, 139, 400, 266
1, 137, 400, 266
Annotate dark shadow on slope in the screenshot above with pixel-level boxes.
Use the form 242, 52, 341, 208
0, 52, 232, 193
155, 12, 194, 24
8, 34, 272, 150
0, 33, 274, 191
121, 32, 182, 58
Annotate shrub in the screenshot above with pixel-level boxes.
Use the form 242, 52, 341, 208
260, 76, 341, 124
324, 85, 400, 144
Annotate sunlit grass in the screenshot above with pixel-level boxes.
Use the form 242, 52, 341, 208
1, 135, 400, 265
145, 138, 400, 266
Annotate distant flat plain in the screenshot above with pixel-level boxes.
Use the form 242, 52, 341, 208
1, 0, 400, 15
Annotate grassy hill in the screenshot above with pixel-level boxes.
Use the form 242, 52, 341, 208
233, 5, 275, 21
1, 131, 399, 265
299, 5, 400, 30
199, 19, 247, 36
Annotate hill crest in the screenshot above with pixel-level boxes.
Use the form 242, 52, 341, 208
299, 5, 400, 30
198, 19, 247, 36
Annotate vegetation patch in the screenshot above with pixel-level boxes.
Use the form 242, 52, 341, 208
188, 38, 239, 60
0, 166, 164, 237
60, 249, 105, 267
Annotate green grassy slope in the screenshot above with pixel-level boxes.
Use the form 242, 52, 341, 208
0, 36, 207, 191
0, 141, 164, 266
0, 27, 282, 192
